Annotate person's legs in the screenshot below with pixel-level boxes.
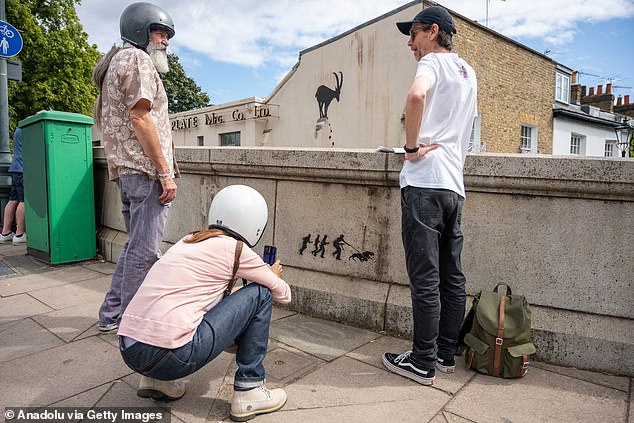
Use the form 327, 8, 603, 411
384, 187, 453, 385
119, 283, 286, 417
436, 195, 466, 367
2, 174, 19, 239
15, 202, 25, 235
98, 179, 131, 328
117, 175, 169, 318
99, 174, 168, 327
1, 200, 18, 238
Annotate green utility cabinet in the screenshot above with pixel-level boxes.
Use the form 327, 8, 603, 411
19, 111, 96, 264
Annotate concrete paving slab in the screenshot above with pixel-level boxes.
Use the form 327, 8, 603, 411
33, 302, 101, 342
532, 361, 630, 393
81, 261, 116, 275
0, 266, 102, 297
2, 254, 50, 275
270, 314, 379, 361
345, 335, 475, 395
0, 337, 133, 407
255, 398, 453, 423
29, 276, 111, 310
264, 345, 324, 385
0, 243, 27, 257
0, 318, 65, 363
0, 294, 54, 324
271, 306, 297, 321
281, 356, 451, 411
50, 383, 111, 407
0, 319, 20, 333
429, 411, 473, 423
122, 351, 235, 423
444, 366, 628, 423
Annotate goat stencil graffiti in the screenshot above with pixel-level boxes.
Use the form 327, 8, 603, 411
315, 72, 343, 119
299, 233, 375, 263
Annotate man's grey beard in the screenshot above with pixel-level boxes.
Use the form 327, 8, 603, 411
147, 42, 169, 74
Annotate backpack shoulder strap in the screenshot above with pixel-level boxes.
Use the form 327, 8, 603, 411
224, 240, 243, 297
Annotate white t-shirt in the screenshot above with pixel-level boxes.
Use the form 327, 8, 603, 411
399, 52, 478, 198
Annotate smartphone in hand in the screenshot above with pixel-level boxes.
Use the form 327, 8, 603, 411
263, 245, 277, 265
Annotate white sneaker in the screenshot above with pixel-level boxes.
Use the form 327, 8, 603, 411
12, 233, 26, 245
230, 384, 287, 422
137, 375, 186, 401
0, 232, 14, 243
97, 322, 118, 332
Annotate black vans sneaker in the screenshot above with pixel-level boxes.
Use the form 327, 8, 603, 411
382, 351, 435, 385
436, 357, 455, 374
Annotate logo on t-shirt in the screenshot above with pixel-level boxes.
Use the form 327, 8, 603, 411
459, 65, 468, 80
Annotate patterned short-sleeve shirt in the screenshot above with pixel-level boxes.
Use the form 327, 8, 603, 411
101, 44, 174, 181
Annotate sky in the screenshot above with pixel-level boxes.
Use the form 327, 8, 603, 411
76, 0, 634, 105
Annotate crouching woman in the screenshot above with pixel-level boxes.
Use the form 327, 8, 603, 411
117, 185, 291, 422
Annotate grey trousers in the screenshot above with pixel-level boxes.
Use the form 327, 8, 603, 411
98, 174, 170, 325
401, 186, 467, 369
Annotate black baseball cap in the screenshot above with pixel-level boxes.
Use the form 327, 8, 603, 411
396, 6, 456, 36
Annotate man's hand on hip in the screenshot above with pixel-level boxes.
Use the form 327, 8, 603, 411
159, 177, 177, 204
405, 143, 439, 161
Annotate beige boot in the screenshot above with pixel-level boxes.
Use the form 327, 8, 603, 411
230, 384, 287, 421
137, 375, 186, 401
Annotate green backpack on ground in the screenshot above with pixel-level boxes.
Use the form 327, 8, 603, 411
460, 284, 536, 378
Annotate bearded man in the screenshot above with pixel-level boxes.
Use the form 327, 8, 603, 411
92, 2, 178, 335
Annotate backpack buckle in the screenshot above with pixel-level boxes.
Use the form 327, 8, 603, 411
495, 337, 503, 346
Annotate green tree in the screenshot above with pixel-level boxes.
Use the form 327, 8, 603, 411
7, 0, 100, 132
161, 53, 210, 113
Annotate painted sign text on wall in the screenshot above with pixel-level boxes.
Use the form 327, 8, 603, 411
171, 106, 272, 131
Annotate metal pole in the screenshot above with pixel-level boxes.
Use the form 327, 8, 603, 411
486, 0, 489, 27
0, 0, 14, 225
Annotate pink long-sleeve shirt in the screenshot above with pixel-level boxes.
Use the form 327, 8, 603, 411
118, 235, 291, 349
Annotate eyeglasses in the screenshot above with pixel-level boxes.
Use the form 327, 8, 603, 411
409, 28, 423, 41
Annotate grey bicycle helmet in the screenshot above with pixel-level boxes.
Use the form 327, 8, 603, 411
120, 2, 175, 49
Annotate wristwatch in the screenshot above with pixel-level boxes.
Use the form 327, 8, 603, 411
403, 144, 420, 153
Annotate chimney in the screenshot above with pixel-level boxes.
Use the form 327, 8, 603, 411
606, 83, 612, 94
626, 95, 631, 105
589, 87, 595, 96
597, 85, 603, 95
617, 95, 622, 106
581, 85, 587, 97
572, 71, 578, 84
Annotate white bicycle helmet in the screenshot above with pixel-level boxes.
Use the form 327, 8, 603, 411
208, 185, 268, 247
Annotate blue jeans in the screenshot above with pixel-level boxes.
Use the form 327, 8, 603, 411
99, 174, 170, 325
401, 186, 466, 369
120, 283, 273, 390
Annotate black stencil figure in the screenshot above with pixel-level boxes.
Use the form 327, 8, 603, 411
315, 72, 344, 119
311, 235, 322, 256
332, 234, 346, 260
349, 251, 375, 262
299, 234, 312, 255
315, 235, 329, 258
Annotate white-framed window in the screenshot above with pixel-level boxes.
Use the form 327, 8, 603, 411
219, 131, 240, 146
604, 140, 616, 157
197, 136, 204, 146
570, 134, 581, 155
556, 72, 570, 103
520, 125, 538, 154
468, 113, 484, 152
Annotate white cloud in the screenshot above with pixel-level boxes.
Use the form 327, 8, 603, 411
441, 0, 634, 43
77, 0, 634, 68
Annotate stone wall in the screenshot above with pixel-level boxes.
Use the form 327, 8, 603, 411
94, 147, 634, 376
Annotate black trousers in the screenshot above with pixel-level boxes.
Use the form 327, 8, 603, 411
401, 186, 467, 369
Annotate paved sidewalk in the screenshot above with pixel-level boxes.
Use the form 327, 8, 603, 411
0, 244, 631, 423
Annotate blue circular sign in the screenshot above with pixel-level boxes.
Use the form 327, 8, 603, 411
0, 20, 23, 58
